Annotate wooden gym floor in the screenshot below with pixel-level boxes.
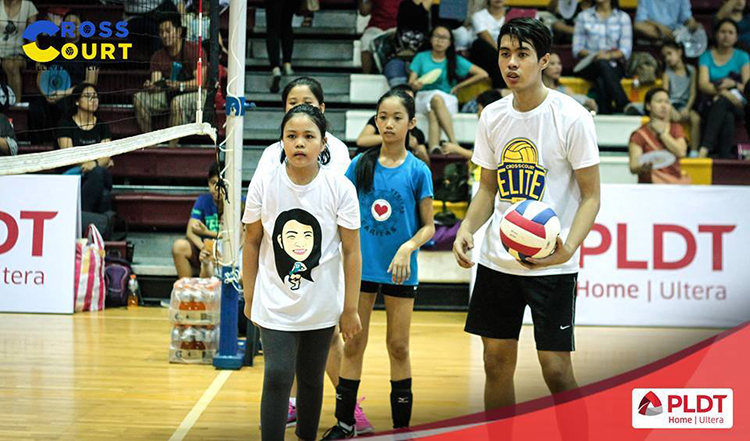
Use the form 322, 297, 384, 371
0, 308, 723, 440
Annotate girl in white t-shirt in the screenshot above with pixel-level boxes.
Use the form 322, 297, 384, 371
242, 104, 362, 441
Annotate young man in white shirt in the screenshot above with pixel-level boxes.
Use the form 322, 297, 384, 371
453, 17, 601, 410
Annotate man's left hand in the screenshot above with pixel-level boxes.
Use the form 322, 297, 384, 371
520, 237, 573, 269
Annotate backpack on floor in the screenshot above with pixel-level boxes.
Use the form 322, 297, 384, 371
104, 256, 132, 307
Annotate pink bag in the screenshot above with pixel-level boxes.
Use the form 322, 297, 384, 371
74, 224, 106, 312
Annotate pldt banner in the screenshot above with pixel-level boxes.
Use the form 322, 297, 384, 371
0, 175, 79, 313
575, 184, 750, 328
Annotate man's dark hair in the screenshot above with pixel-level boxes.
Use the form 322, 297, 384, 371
208, 162, 220, 181
498, 18, 552, 60
477, 89, 503, 108
157, 12, 182, 32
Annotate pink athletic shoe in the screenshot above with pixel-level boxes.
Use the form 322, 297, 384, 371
354, 397, 374, 434
287, 400, 297, 428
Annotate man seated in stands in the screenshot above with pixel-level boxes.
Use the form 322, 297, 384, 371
633, 0, 701, 43
355, 84, 431, 164
133, 12, 207, 147
172, 162, 221, 279
30, 11, 99, 143
0, 113, 17, 156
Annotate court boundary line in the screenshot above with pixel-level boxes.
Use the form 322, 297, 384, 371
168, 370, 233, 441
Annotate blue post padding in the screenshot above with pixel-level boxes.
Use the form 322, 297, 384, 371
213, 265, 244, 370
225, 96, 246, 116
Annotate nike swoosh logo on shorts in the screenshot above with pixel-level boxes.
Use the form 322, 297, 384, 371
559, 325, 571, 330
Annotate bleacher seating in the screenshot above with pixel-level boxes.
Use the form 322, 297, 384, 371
13, 0, 749, 293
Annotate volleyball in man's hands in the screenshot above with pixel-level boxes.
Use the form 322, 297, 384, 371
499, 200, 561, 261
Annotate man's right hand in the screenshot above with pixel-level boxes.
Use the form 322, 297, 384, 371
452, 227, 475, 268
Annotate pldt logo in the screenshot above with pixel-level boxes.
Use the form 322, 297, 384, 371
632, 388, 733, 429
23, 20, 131, 63
637, 391, 663, 416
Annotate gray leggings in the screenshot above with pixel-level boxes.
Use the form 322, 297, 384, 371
259, 326, 335, 441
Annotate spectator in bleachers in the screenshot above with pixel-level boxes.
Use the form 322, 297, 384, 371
408, 26, 488, 154
0, 112, 17, 156
542, 52, 598, 113
633, 0, 701, 43
453, 0, 485, 53
717, 0, 750, 51
121, 0, 179, 62
697, 18, 750, 159
0, 0, 37, 102
179, 0, 227, 56
30, 12, 99, 144
382, 0, 431, 88
359, 0, 401, 74
469, 0, 508, 90
356, 84, 430, 164
546, 0, 592, 44
572, 0, 632, 114
172, 162, 221, 279
628, 87, 690, 184
57, 83, 115, 214
133, 12, 207, 147
661, 41, 701, 155
265, 0, 299, 93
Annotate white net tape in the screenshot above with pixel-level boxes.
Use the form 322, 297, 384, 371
0, 122, 217, 176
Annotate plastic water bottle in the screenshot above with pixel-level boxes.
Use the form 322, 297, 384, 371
128, 274, 139, 309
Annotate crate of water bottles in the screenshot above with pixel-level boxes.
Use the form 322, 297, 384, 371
169, 324, 220, 364
168, 277, 221, 325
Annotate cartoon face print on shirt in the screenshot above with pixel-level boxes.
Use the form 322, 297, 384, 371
272, 209, 322, 291
360, 189, 405, 237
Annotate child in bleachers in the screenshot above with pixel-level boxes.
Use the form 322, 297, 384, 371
542, 52, 598, 113
0, 0, 38, 102
408, 26, 488, 155
661, 41, 701, 155
356, 84, 430, 164
172, 162, 221, 279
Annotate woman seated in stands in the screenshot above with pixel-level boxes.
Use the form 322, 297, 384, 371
542, 52, 598, 113
628, 87, 690, 184
57, 83, 114, 214
382, 0, 431, 88
572, 0, 631, 114
717, 0, 750, 51
697, 18, 750, 159
408, 25, 488, 154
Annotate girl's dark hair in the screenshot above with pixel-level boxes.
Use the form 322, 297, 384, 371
431, 26, 459, 85
278, 103, 331, 165
661, 40, 683, 52
208, 162, 220, 180
498, 18, 552, 60
272, 209, 322, 286
70, 82, 99, 116
281, 76, 325, 105
714, 18, 739, 40
355, 89, 416, 193
644, 87, 669, 114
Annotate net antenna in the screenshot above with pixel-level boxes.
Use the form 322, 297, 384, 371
212, 0, 247, 370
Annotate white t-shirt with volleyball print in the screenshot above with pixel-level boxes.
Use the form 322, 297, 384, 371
242, 166, 360, 331
471, 89, 599, 276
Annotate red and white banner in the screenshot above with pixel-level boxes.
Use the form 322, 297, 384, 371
0, 175, 79, 314
575, 185, 750, 328
471, 184, 750, 328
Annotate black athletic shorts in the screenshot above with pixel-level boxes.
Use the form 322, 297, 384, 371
361, 280, 418, 299
464, 264, 577, 352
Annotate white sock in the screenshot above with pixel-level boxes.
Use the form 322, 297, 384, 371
290, 397, 297, 407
